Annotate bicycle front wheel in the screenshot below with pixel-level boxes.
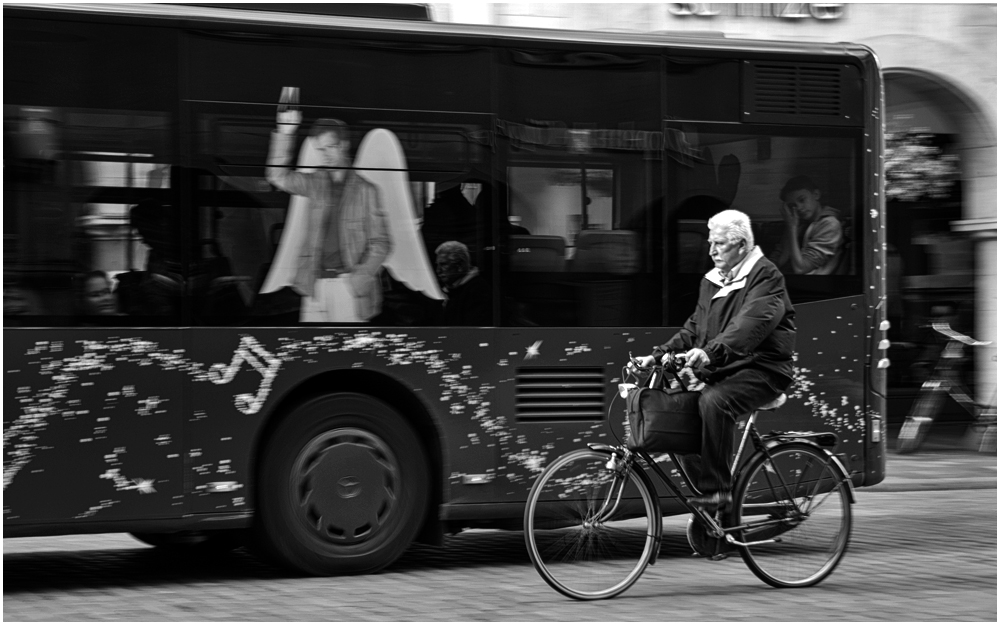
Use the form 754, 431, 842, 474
524, 449, 658, 600
732, 443, 852, 588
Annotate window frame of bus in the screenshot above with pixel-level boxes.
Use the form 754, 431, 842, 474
663, 120, 864, 317
187, 100, 494, 327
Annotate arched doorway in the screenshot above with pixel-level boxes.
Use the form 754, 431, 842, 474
883, 69, 996, 433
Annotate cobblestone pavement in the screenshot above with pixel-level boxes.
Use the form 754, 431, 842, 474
5, 482, 996, 621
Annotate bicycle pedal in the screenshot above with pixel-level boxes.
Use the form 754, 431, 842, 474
708, 553, 730, 562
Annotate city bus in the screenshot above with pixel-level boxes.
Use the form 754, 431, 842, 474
4, 3, 889, 575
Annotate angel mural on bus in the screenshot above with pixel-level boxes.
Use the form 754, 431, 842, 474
259, 87, 443, 322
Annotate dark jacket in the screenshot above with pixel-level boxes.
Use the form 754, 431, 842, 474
441, 268, 491, 326
653, 246, 796, 388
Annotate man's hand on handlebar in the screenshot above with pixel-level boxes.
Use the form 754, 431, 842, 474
628, 349, 708, 373
681, 348, 710, 369
629, 353, 686, 372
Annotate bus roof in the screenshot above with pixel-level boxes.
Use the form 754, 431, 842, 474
7, 2, 873, 60
180, 3, 432, 22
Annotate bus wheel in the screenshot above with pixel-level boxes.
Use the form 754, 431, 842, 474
255, 393, 429, 576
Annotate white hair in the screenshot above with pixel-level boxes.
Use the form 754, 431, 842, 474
707, 209, 754, 248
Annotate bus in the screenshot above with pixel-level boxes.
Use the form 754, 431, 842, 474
4, 3, 889, 575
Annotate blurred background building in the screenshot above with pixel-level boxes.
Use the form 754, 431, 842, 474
432, 2, 998, 418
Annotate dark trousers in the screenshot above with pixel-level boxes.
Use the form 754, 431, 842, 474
681, 368, 784, 494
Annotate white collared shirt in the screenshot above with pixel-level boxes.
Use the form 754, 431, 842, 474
706, 246, 765, 299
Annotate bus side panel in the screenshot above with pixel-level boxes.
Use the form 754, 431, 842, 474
3, 329, 185, 526
181, 327, 499, 516
486, 297, 867, 510
754, 296, 869, 479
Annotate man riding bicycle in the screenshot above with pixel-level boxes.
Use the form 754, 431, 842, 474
635, 209, 796, 509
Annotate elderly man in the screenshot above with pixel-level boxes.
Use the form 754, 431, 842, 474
637, 209, 796, 508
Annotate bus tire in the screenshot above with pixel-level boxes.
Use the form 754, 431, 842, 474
255, 392, 429, 576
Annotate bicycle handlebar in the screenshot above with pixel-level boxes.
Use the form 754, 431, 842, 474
627, 353, 687, 375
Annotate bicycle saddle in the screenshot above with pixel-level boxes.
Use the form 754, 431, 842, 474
757, 393, 787, 412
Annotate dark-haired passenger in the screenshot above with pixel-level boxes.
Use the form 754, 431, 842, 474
79, 270, 119, 316
772, 176, 844, 275
434, 241, 491, 326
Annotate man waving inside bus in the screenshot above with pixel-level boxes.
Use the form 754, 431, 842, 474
635, 210, 796, 509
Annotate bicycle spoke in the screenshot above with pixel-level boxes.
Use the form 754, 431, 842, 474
525, 449, 657, 600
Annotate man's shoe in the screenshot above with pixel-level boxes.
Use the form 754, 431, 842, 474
688, 491, 732, 511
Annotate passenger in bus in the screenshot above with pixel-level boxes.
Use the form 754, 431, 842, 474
264, 109, 391, 322
771, 175, 844, 275
434, 241, 491, 326
77, 270, 120, 317
634, 210, 796, 510
116, 199, 184, 318
3, 282, 43, 319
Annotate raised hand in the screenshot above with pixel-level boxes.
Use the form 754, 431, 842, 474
780, 201, 799, 230
276, 108, 301, 135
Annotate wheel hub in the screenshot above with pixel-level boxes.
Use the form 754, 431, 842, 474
292, 428, 399, 546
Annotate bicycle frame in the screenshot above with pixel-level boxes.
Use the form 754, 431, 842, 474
591, 407, 854, 554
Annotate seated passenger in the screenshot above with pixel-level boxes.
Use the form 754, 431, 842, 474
771, 176, 844, 275
435, 241, 491, 326
4, 282, 43, 319
78, 270, 120, 317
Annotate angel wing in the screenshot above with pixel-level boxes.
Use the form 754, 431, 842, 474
259, 136, 319, 294
354, 128, 444, 301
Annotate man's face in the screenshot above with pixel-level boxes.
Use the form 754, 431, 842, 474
435, 252, 464, 288
783, 188, 822, 223
708, 226, 747, 274
315, 132, 351, 171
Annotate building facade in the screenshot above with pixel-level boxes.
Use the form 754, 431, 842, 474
435, 2, 998, 410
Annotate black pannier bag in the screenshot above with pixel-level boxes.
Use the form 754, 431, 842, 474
625, 381, 702, 454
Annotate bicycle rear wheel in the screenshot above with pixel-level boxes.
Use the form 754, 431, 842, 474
731, 443, 851, 588
524, 449, 658, 600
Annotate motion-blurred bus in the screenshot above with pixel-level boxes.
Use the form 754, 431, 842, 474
4, 2, 888, 575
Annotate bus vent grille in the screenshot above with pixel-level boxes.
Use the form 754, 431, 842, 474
515, 367, 606, 421
754, 64, 842, 115
744, 61, 861, 126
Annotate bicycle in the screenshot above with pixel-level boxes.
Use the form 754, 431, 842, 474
523, 358, 854, 600
896, 322, 997, 454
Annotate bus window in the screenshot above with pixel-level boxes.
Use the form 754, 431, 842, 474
665, 124, 862, 322
191, 102, 492, 326
501, 149, 661, 328
3, 105, 175, 326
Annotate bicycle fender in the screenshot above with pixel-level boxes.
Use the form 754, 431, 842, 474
763, 430, 839, 448
826, 452, 856, 505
